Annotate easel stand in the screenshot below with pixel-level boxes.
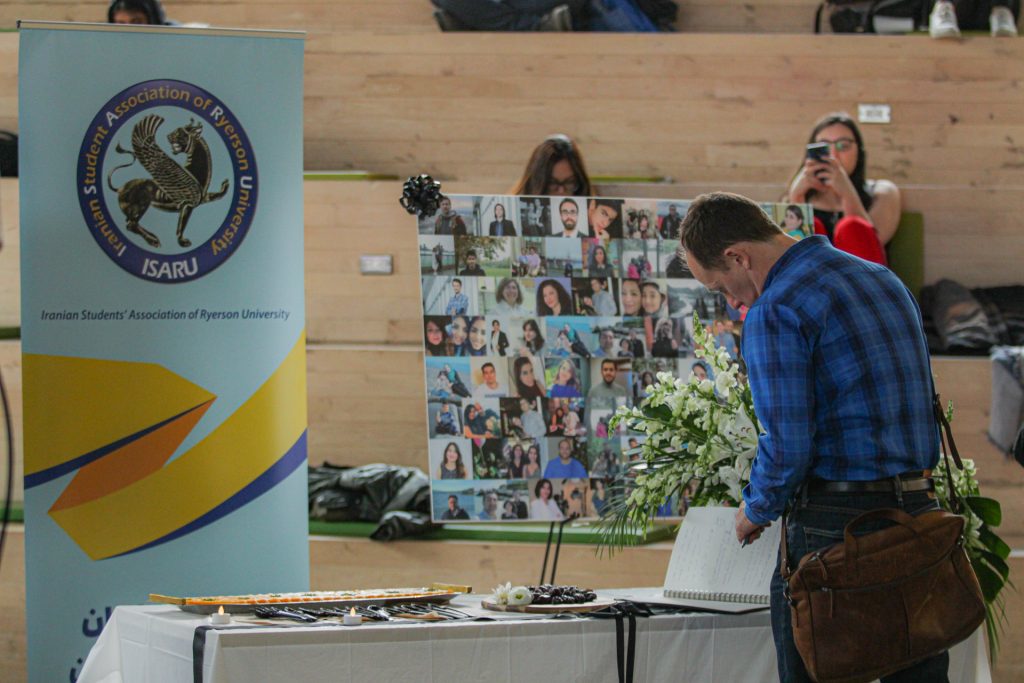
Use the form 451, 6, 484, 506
538, 518, 572, 585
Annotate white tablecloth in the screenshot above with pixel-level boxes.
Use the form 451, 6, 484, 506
76, 593, 990, 683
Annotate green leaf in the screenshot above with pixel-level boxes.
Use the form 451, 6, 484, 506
965, 496, 1002, 527
976, 550, 1011, 583
970, 556, 1004, 603
978, 526, 1011, 560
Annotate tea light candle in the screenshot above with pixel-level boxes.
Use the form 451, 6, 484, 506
210, 606, 231, 625
343, 607, 361, 626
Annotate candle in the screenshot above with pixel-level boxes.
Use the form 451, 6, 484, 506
210, 606, 231, 625
342, 607, 361, 626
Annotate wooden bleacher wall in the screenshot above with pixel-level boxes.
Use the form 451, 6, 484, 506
1, 4, 1023, 681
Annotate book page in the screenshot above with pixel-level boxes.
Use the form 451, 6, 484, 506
663, 507, 781, 601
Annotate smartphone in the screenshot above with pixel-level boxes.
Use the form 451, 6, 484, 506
806, 141, 831, 162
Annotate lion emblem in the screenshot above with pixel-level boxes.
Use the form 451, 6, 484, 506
107, 114, 230, 248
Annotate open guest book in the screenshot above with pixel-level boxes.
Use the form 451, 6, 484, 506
619, 506, 782, 614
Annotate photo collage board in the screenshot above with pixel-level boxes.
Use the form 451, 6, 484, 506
417, 195, 813, 523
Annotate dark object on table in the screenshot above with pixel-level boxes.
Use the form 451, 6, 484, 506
400, 174, 443, 218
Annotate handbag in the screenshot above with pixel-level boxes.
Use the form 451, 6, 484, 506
780, 394, 986, 683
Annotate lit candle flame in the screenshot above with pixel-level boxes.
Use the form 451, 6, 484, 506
350, 607, 356, 616
218, 606, 225, 616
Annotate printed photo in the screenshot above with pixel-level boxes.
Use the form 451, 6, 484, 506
486, 317, 513, 357
476, 480, 531, 521
586, 357, 631, 407
775, 203, 813, 239
623, 201, 658, 240
508, 354, 546, 401
429, 438, 473, 480
544, 318, 594, 359
517, 197, 551, 237
472, 438, 507, 479
544, 358, 585, 401
620, 239, 657, 280
422, 276, 480, 316
471, 357, 509, 399
583, 237, 619, 277
431, 480, 477, 521
543, 238, 585, 279
428, 399, 463, 438
486, 277, 535, 317
426, 357, 472, 402
461, 399, 502, 439
511, 239, 547, 277
619, 278, 643, 317
419, 235, 456, 276
460, 315, 492, 357
545, 397, 586, 437
587, 438, 623, 479
502, 437, 544, 479
477, 196, 520, 237
420, 195, 473, 236
573, 277, 618, 317
543, 436, 589, 478
455, 236, 513, 278
534, 276, 573, 317
667, 279, 706, 319
529, 477, 590, 520
586, 198, 623, 243
552, 196, 587, 237
656, 200, 689, 240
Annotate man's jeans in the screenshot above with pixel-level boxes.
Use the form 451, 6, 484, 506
769, 487, 950, 683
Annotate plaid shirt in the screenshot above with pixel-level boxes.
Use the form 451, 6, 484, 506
742, 236, 938, 525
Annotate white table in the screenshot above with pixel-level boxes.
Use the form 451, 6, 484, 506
77, 593, 990, 683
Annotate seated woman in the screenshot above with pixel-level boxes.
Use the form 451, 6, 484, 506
511, 134, 594, 198
784, 112, 900, 266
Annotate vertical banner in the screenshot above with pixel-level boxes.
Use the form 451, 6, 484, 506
415, 195, 811, 523
19, 23, 307, 681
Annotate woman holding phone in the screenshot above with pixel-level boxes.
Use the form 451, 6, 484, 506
784, 112, 900, 265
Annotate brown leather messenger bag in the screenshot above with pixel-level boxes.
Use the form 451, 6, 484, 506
780, 394, 986, 683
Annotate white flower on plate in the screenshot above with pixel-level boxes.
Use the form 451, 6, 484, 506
507, 586, 533, 606
491, 582, 513, 605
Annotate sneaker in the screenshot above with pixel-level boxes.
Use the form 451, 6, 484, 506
990, 6, 1018, 36
537, 4, 573, 31
929, 1, 960, 39
433, 9, 466, 32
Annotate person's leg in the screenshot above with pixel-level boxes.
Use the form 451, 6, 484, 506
879, 651, 950, 683
832, 215, 887, 265
770, 521, 814, 683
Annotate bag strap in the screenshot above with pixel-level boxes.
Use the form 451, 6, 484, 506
814, 2, 825, 33
933, 390, 964, 513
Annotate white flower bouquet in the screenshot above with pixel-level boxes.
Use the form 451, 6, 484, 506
599, 314, 758, 549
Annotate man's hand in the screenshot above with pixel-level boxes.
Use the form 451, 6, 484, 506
735, 500, 768, 546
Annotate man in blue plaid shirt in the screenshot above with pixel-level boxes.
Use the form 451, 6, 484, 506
681, 192, 945, 683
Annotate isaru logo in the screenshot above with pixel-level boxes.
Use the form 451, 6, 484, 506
77, 79, 258, 284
